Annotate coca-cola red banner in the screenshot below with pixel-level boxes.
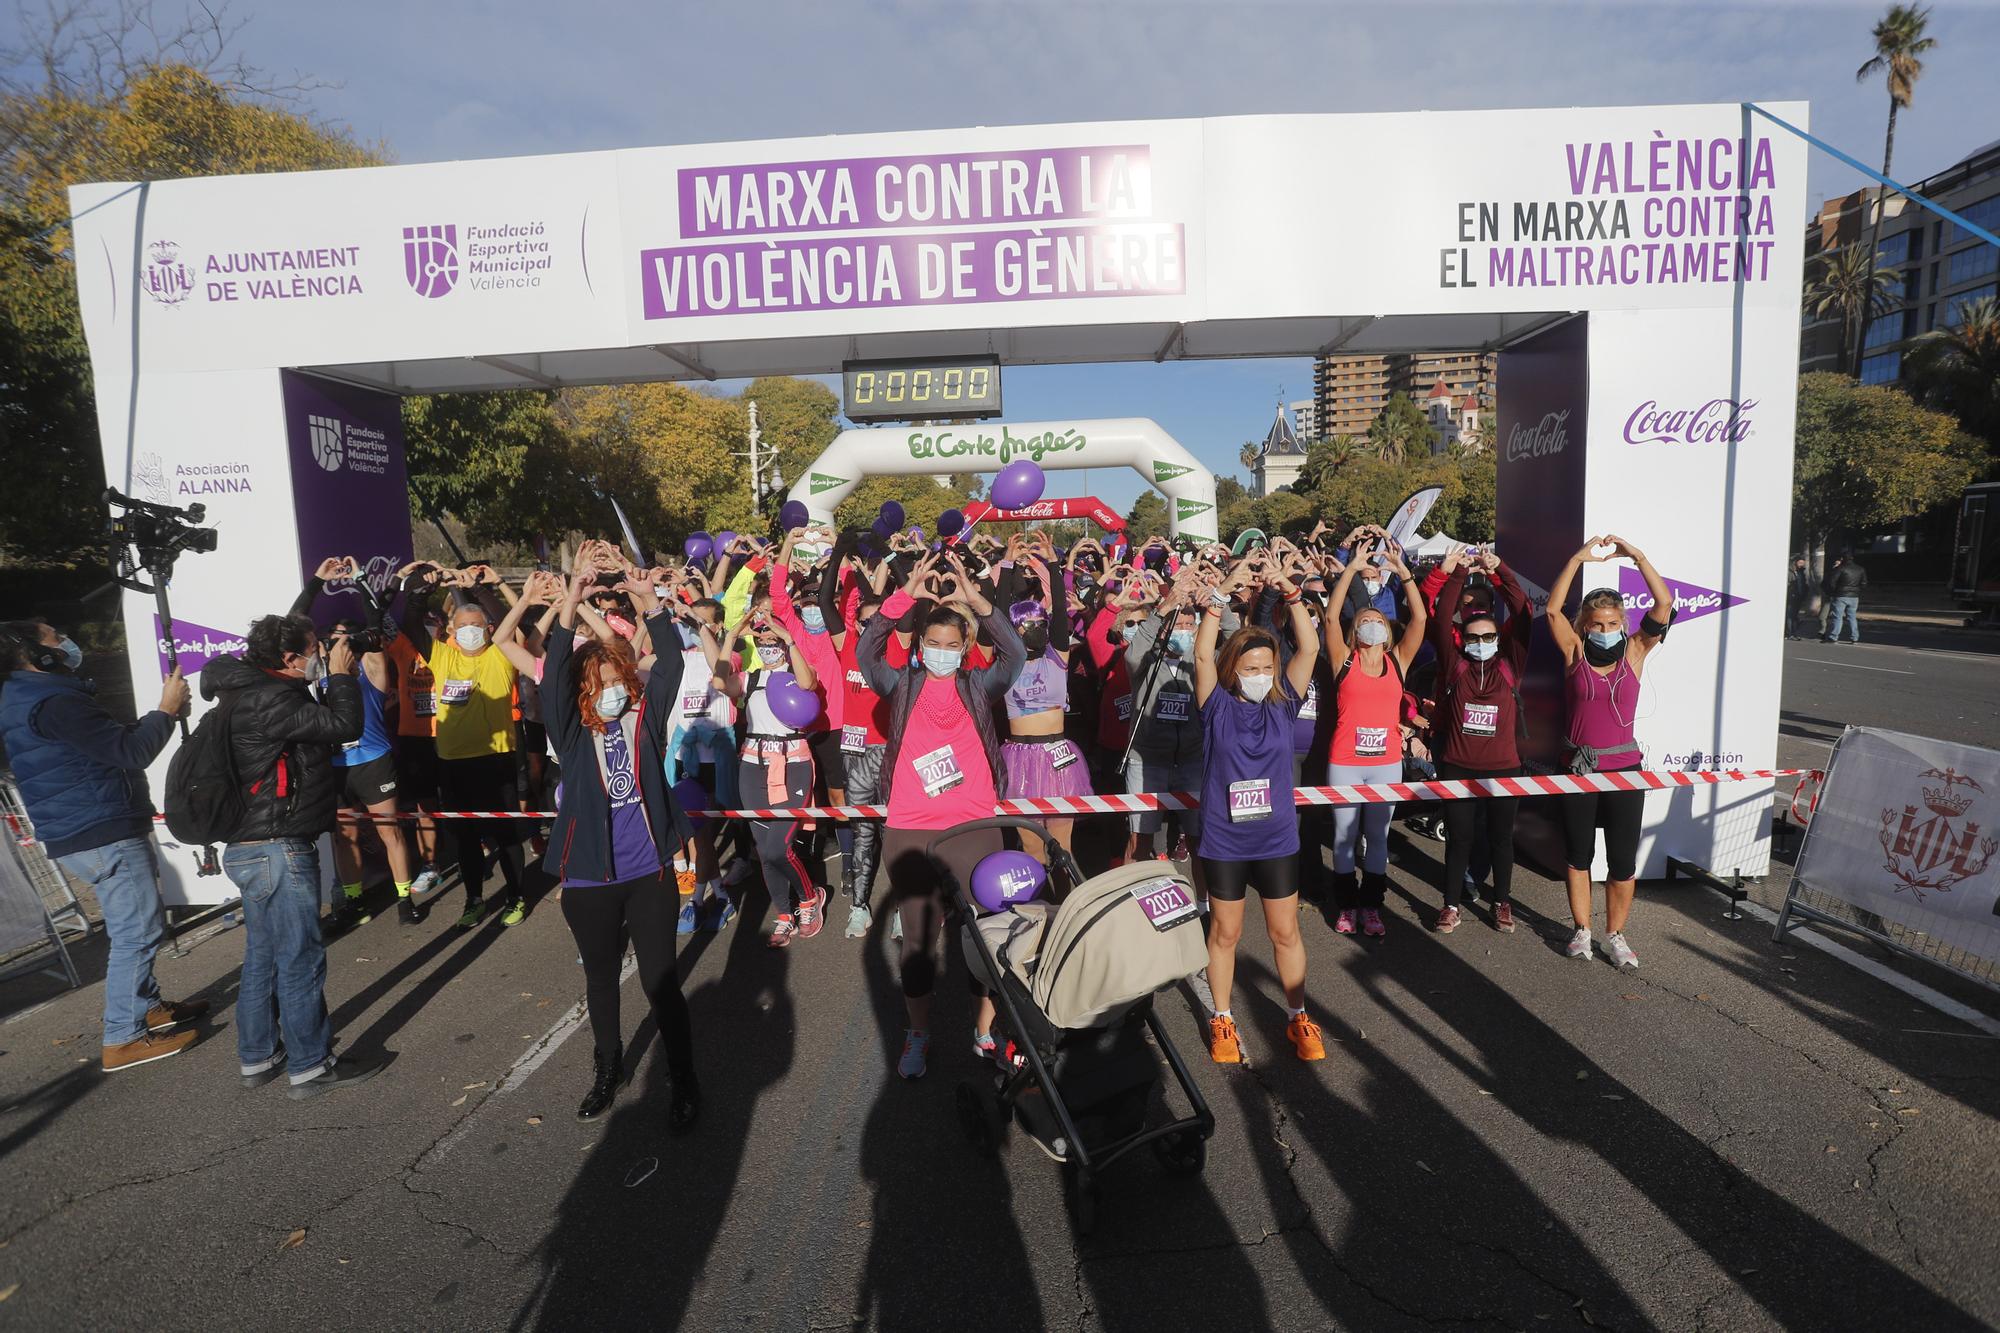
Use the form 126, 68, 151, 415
962, 497, 1126, 532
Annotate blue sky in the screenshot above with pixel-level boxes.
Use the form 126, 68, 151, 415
15, 0, 1997, 511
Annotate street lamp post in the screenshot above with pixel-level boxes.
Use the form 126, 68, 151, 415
737, 399, 785, 513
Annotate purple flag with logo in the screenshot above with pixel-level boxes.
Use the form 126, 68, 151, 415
280, 371, 415, 633
1618, 566, 1745, 632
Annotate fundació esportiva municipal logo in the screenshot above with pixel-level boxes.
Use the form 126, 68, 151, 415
403, 224, 460, 298
308, 414, 345, 472
141, 240, 195, 306
1879, 766, 1996, 902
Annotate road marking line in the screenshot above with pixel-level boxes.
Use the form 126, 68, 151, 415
1733, 898, 2000, 1038
421, 953, 637, 1167
1797, 658, 1913, 674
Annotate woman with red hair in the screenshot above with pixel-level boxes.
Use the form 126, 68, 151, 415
540, 554, 700, 1130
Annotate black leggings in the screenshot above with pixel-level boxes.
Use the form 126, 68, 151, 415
1197, 854, 1299, 902
560, 870, 695, 1080
1438, 761, 1518, 908
881, 825, 1003, 1000
1561, 775, 1645, 882
438, 752, 524, 901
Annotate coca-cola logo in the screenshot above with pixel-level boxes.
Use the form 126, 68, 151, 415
1504, 409, 1570, 463
1623, 397, 1757, 446
1009, 500, 1059, 518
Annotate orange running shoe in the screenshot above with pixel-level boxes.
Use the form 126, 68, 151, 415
676, 867, 698, 895
1287, 1015, 1328, 1061
1208, 1014, 1242, 1064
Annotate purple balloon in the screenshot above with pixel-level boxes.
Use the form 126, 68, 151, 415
878, 500, 905, 530
768, 681, 822, 729
990, 460, 1047, 511
779, 500, 810, 531
970, 849, 1047, 913
872, 514, 897, 539
683, 533, 713, 562
671, 777, 710, 830
937, 508, 965, 538
716, 530, 738, 550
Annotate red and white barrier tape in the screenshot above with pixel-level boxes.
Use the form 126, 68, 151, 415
296, 766, 1822, 824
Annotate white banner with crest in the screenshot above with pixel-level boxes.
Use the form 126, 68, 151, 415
1791, 727, 2000, 962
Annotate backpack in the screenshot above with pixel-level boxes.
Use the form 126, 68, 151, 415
163, 693, 245, 844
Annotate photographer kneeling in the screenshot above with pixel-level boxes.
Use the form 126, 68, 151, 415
202, 613, 383, 1098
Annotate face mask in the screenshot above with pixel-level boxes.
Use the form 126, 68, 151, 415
300, 653, 328, 683
800, 607, 826, 634
921, 646, 963, 676
454, 625, 487, 652
1120, 623, 1141, 644
1238, 671, 1274, 702
1362, 578, 1382, 598
1168, 629, 1194, 656
594, 684, 630, 719
653, 584, 671, 599
1019, 625, 1049, 653
1584, 629, 1627, 665
758, 644, 785, 667
56, 636, 83, 670
1586, 629, 1626, 651
1356, 619, 1390, 647
1463, 639, 1498, 662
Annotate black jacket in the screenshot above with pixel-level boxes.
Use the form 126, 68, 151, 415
200, 657, 363, 841
857, 592, 1024, 810
539, 609, 689, 885
1824, 561, 1868, 598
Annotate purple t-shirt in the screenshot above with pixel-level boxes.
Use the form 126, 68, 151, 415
563, 723, 659, 888
1199, 687, 1301, 862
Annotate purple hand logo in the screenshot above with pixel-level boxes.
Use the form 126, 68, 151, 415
403, 224, 459, 298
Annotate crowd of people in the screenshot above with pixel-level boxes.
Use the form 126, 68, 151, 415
0, 514, 1680, 1119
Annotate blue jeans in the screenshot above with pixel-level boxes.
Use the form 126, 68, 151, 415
223, 839, 332, 1083
1825, 596, 1860, 642
55, 837, 165, 1046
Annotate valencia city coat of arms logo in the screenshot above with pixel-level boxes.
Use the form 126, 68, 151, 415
1878, 767, 1996, 902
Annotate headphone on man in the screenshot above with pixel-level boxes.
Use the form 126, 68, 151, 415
0, 623, 64, 673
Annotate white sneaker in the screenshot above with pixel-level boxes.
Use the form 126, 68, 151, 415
409, 865, 439, 897
1565, 928, 1594, 960
1602, 932, 1640, 970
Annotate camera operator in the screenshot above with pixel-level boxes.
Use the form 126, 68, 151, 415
201, 612, 381, 1098
290, 557, 420, 931
0, 619, 209, 1072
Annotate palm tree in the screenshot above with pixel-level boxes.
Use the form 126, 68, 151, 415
1851, 3, 1936, 372
1906, 295, 2000, 443
1297, 434, 1361, 492
1807, 246, 1900, 375
1238, 440, 1262, 473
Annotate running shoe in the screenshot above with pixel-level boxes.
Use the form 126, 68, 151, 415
675, 866, 698, 895
409, 865, 439, 897
796, 885, 828, 940
677, 897, 700, 935
844, 904, 872, 939
890, 909, 904, 942
1435, 906, 1460, 934
1208, 1014, 1242, 1064
898, 1029, 930, 1080
1334, 909, 1358, 935
705, 892, 738, 932
498, 898, 527, 927
455, 897, 489, 929
330, 897, 370, 935
1493, 902, 1516, 933
766, 914, 797, 948
399, 897, 429, 926
1602, 932, 1640, 970
1361, 908, 1386, 938
973, 1030, 998, 1061
1565, 927, 1594, 960
1286, 1015, 1327, 1062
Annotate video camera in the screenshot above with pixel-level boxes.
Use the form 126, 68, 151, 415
105, 488, 218, 590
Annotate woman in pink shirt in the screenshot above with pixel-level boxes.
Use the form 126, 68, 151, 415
857, 551, 1026, 1080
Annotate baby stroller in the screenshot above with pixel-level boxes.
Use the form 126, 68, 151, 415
933, 818, 1215, 1233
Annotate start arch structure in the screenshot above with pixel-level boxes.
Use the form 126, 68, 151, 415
66, 103, 1810, 901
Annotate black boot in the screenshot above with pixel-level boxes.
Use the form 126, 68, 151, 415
576, 1050, 625, 1121
669, 1071, 702, 1135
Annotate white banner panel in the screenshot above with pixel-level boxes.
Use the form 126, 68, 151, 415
1793, 728, 2000, 961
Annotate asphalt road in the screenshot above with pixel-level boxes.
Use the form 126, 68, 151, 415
2, 621, 1997, 1330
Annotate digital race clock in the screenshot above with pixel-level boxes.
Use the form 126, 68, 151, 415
842, 355, 1001, 423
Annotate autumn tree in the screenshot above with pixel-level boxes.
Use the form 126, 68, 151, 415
1, 21, 378, 563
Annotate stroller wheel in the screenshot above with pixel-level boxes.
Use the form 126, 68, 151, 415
955, 1081, 1001, 1158
1152, 1128, 1207, 1178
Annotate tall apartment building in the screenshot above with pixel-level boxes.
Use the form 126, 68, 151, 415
1314, 351, 1497, 441
1289, 398, 1319, 444
1802, 138, 2000, 385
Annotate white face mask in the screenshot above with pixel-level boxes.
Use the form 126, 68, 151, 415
454, 624, 488, 652
1356, 619, 1391, 647
757, 643, 785, 667
594, 684, 630, 719
1238, 671, 1275, 702
1362, 578, 1382, 597
921, 646, 963, 676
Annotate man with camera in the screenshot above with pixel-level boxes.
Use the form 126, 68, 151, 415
201, 612, 381, 1098
0, 619, 209, 1072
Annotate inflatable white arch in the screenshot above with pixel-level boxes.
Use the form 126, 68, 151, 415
790, 417, 1218, 542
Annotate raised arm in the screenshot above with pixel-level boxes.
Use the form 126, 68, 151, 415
1192, 580, 1226, 706
1605, 535, 1673, 662
1321, 539, 1365, 675
1271, 565, 1319, 700
1543, 538, 1603, 663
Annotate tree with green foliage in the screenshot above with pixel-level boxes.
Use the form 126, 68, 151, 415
1805, 246, 1900, 376
1366, 395, 1437, 466
1125, 490, 1170, 542
1793, 371, 1981, 553
1906, 295, 2000, 447
0, 50, 379, 564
